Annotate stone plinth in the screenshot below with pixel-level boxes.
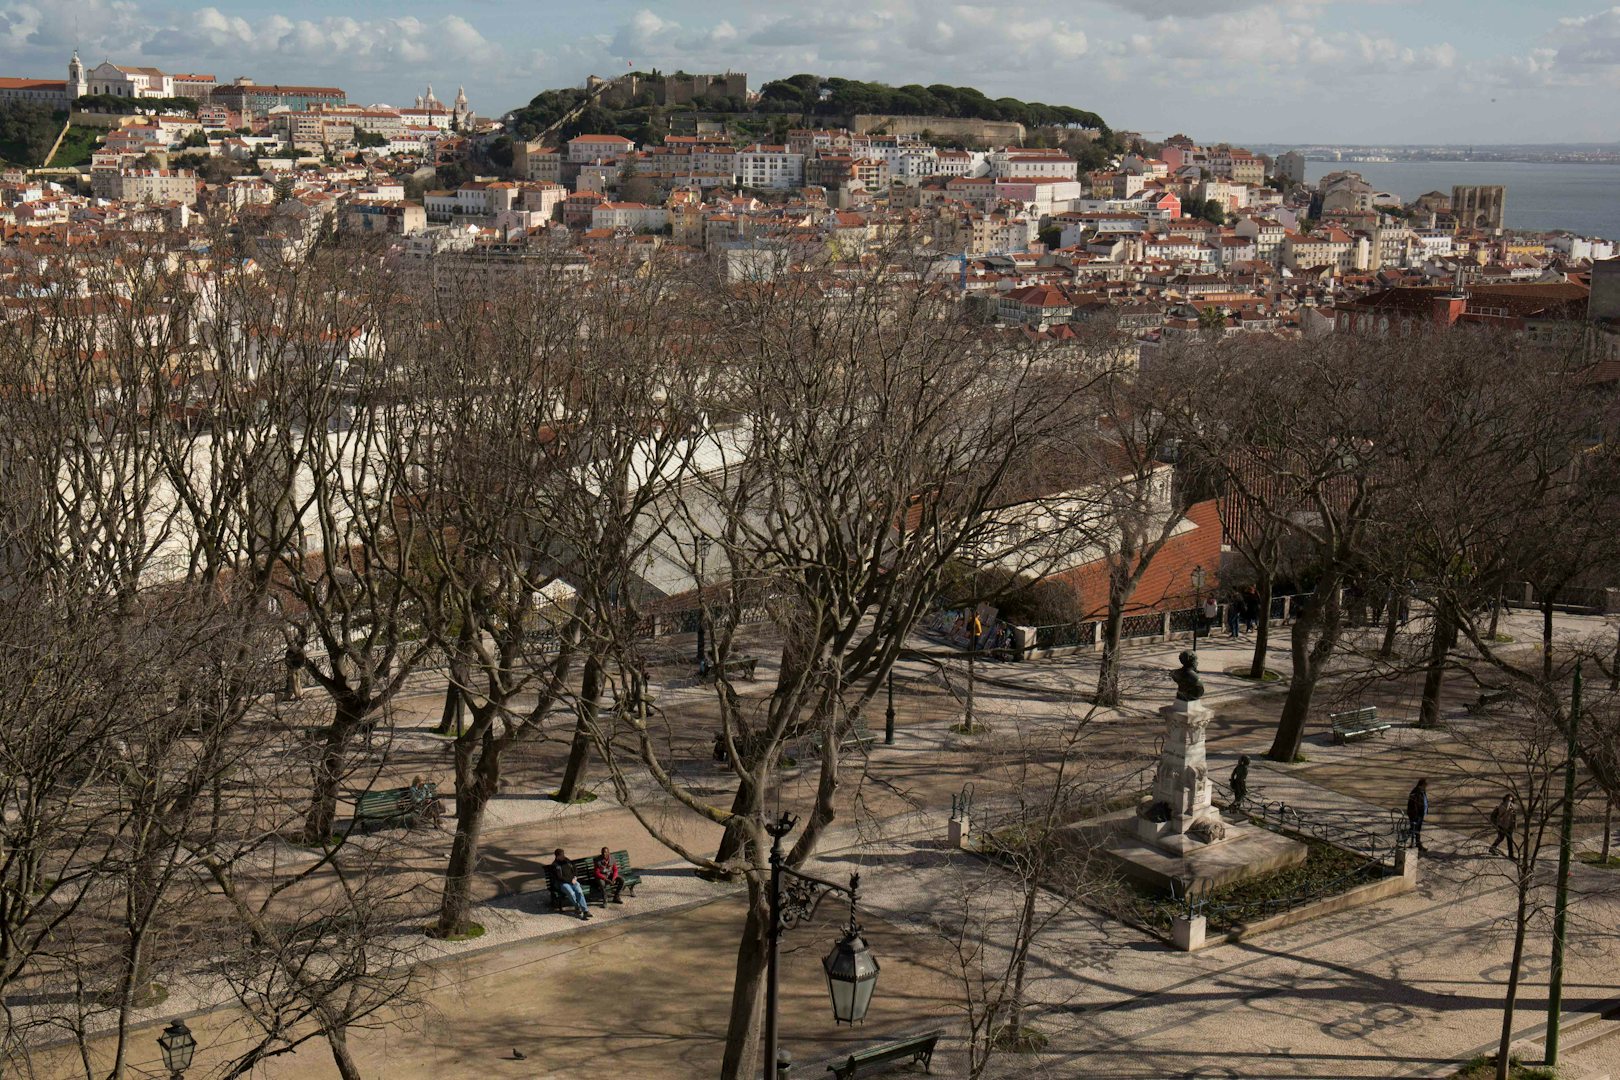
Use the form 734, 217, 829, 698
1134, 698, 1224, 853
1108, 823, 1307, 896
1108, 694, 1306, 897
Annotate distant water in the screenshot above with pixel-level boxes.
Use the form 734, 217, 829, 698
1304, 160, 1620, 240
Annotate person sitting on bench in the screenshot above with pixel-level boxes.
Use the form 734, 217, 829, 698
593, 847, 625, 903
551, 849, 592, 919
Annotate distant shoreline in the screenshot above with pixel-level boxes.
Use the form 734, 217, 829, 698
1303, 157, 1620, 166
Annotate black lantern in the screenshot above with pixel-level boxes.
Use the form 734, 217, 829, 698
822, 927, 880, 1025
158, 1019, 196, 1077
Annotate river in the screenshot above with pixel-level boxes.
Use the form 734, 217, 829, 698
1303, 160, 1620, 240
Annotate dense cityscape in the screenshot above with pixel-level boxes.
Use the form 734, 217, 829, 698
1, 25, 1620, 1080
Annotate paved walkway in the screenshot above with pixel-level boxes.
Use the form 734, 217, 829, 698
47, 606, 1620, 1079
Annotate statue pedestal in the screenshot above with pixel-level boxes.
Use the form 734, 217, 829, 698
1109, 697, 1306, 897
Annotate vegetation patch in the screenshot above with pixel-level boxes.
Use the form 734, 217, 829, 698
1578, 851, 1620, 869
49, 125, 101, 168
1224, 666, 1283, 683
1448, 1055, 1557, 1079
1081, 827, 1382, 936
950, 721, 992, 736
989, 1024, 1049, 1053
426, 921, 486, 943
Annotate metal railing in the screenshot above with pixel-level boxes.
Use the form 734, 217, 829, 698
1176, 794, 1406, 923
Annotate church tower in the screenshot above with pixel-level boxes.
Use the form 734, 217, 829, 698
67, 51, 87, 100
453, 86, 469, 128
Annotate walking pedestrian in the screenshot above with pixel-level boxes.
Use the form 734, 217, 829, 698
1406, 779, 1428, 854
1488, 794, 1517, 858
1242, 585, 1260, 633
1225, 591, 1242, 638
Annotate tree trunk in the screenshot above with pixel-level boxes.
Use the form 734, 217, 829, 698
1096, 599, 1126, 707
718, 883, 770, 1080
1249, 574, 1273, 680
436, 626, 474, 736
1268, 591, 1339, 763
1419, 600, 1452, 729
556, 654, 605, 803
436, 736, 498, 937
1604, 798, 1613, 863
1495, 880, 1532, 1080
302, 701, 366, 845
1379, 584, 1402, 659
325, 1027, 365, 1080
713, 774, 760, 871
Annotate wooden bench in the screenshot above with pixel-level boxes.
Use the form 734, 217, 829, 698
352, 783, 439, 832
1330, 706, 1391, 744
1467, 687, 1513, 713
811, 722, 878, 755
697, 656, 758, 682
827, 1030, 942, 1079
546, 850, 642, 911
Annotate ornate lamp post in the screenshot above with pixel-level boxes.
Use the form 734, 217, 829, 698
157, 1019, 196, 1080
1190, 564, 1207, 653
764, 812, 879, 1079
694, 537, 713, 673
883, 668, 896, 745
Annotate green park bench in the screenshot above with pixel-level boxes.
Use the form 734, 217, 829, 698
826, 1030, 942, 1079
1467, 686, 1513, 713
811, 721, 878, 755
1330, 706, 1391, 744
352, 783, 439, 833
697, 655, 759, 682
547, 850, 642, 912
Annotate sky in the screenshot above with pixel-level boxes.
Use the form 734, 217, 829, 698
4, 0, 1620, 145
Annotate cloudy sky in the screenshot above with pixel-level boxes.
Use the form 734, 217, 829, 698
5, 0, 1618, 145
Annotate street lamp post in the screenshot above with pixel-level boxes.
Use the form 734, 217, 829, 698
694, 537, 713, 673
884, 668, 896, 745
1191, 564, 1207, 654
157, 1019, 196, 1080
763, 812, 880, 1080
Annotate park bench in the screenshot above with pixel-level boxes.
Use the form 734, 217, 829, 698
697, 655, 759, 682
1467, 687, 1513, 713
352, 783, 439, 833
811, 721, 877, 755
1330, 706, 1391, 744
546, 849, 642, 912
826, 1030, 942, 1079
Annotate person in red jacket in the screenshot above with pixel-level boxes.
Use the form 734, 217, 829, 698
593, 847, 625, 904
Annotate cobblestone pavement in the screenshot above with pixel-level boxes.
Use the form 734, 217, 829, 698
51, 606, 1620, 1079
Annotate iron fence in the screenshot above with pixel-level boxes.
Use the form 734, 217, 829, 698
1176, 795, 1407, 923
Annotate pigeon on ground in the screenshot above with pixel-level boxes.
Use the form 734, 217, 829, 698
512, 1049, 527, 1060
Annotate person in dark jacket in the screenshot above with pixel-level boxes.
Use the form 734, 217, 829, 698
550, 849, 591, 919
1406, 779, 1428, 854
1242, 586, 1261, 632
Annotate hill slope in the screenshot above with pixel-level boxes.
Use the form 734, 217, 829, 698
506, 73, 1111, 154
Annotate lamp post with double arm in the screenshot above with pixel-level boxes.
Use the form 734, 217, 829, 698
763, 812, 880, 1079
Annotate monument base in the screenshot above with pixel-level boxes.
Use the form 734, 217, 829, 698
1105, 822, 1307, 897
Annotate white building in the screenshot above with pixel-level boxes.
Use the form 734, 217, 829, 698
987, 149, 1079, 181
568, 134, 636, 163
591, 202, 669, 231
735, 145, 805, 191
86, 60, 173, 99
